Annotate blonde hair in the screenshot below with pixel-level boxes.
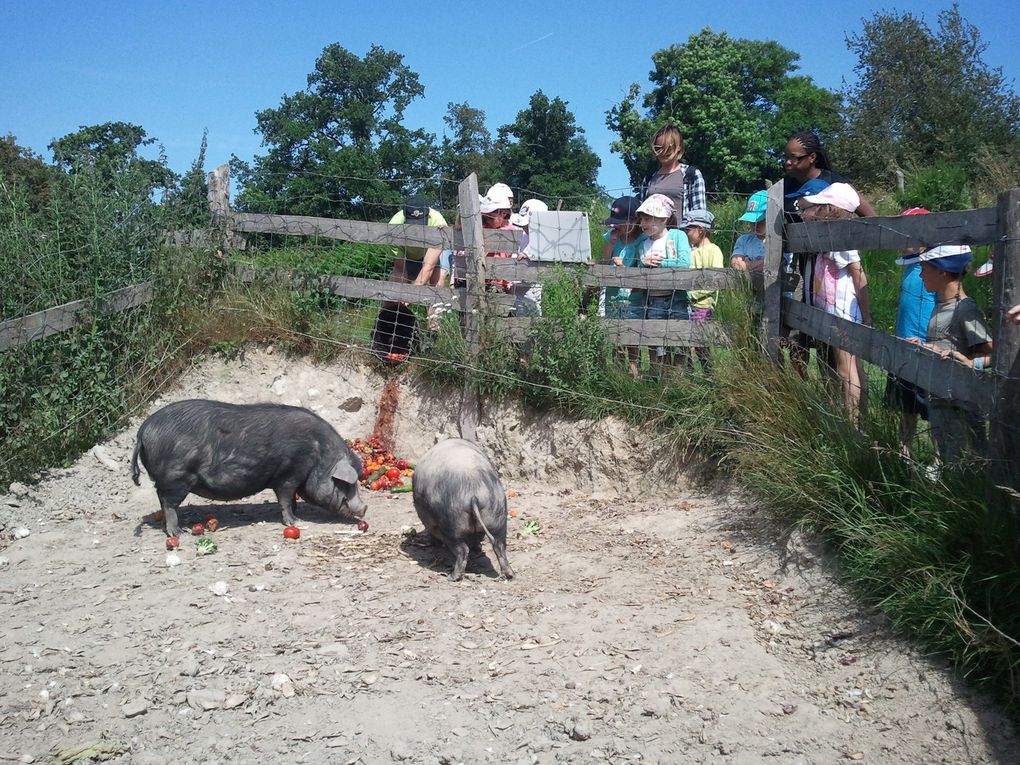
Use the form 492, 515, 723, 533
651, 124, 685, 164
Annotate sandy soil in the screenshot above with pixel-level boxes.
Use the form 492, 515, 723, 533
0, 349, 1016, 764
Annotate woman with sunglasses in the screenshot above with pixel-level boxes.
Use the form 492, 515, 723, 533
782, 131, 875, 218
641, 124, 706, 227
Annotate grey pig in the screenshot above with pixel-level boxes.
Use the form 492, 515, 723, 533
412, 438, 514, 581
131, 399, 367, 537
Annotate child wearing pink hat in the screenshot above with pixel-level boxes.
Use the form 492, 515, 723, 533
798, 183, 872, 421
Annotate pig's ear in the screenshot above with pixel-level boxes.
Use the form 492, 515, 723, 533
331, 460, 358, 486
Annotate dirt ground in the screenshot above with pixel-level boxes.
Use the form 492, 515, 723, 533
0, 349, 1016, 764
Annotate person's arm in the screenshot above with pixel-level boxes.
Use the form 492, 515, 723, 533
658, 231, 690, 268
601, 230, 620, 265
686, 168, 707, 215
854, 194, 877, 218
413, 247, 443, 286
847, 261, 872, 325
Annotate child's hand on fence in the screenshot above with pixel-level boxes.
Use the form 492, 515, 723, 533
1008, 303, 1020, 326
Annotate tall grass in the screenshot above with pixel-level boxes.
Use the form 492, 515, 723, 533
0, 164, 219, 487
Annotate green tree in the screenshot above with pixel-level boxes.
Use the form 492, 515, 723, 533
166, 129, 210, 227
49, 121, 176, 195
491, 91, 601, 202
0, 135, 55, 213
232, 43, 436, 220
837, 5, 1020, 185
606, 28, 842, 192
437, 101, 494, 185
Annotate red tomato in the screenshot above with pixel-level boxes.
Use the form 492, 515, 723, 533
191, 523, 205, 536
379, 477, 391, 490
361, 467, 371, 480
396, 459, 408, 470
283, 526, 300, 540
358, 520, 369, 532
205, 518, 220, 533
386, 467, 400, 480
166, 536, 180, 549
370, 479, 381, 491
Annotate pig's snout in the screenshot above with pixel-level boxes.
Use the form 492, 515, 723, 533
346, 492, 367, 519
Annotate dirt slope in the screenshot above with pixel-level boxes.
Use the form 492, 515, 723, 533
0, 349, 1014, 764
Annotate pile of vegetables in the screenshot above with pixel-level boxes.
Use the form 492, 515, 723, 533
348, 434, 414, 493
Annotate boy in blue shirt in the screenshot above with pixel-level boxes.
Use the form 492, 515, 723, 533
885, 207, 938, 457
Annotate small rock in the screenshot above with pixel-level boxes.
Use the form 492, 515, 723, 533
91, 445, 120, 471
165, 552, 182, 568
317, 642, 350, 659
569, 719, 592, 741
223, 693, 247, 710
307, 388, 320, 398
270, 377, 288, 396
339, 396, 363, 412
0, 557, 9, 569
179, 655, 200, 678
187, 689, 226, 711
209, 581, 229, 597
8, 482, 29, 496
271, 673, 295, 697
121, 698, 149, 718
564, 680, 576, 690
13, 527, 31, 540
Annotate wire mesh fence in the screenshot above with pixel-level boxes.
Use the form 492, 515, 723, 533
2, 163, 1018, 498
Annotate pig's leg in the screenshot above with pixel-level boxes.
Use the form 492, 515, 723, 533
492, 540, 515, 580
274, 485, 300, 527
449, 540, 470, 581
157, 492, 184, 538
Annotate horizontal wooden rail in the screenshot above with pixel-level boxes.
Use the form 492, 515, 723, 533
230, 212, 521, 252
1, 283, 154, 352
231, 265, 516, 312
451, 256, 757, 290
499, 317, 733, 347
785, 207, 999, 254
784, 299, 994, 412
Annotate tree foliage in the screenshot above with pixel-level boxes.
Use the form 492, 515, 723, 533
0, 135, 55, 214
607, 28, 842, 192
232, 43, 437, 219
837, 5, 1020, 185
491, 91, 601, 202
437, 101, 494, 185
49, 121, 176, 196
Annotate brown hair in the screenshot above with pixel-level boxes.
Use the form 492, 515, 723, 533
800, 203, 854, 221
651, 124, 685, 164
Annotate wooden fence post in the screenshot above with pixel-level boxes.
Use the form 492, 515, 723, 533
989, 188, 1020, 509
456, 174, 486, 441
761, 180, 786, 360
207, 163, 231, 249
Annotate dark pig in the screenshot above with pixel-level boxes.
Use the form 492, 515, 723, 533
131, 399, 367, 537
412, 438, 514, 581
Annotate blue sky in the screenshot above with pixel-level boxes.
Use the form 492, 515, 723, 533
3, 1, 1018, 198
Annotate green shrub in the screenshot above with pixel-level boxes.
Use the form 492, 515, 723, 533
897, 162, 971, 211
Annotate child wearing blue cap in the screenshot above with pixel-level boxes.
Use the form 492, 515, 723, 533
731, 190, 768, 273
913, 245, 993, 461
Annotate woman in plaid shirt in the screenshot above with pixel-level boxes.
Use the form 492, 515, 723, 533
641, 124, 706, 226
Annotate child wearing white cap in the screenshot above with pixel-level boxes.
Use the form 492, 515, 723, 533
912, 245, 992, 462
508, 198, 550, 317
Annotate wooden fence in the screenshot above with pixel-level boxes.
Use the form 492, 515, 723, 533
759, 181, 1019, 495
2, 165, 1017, 493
